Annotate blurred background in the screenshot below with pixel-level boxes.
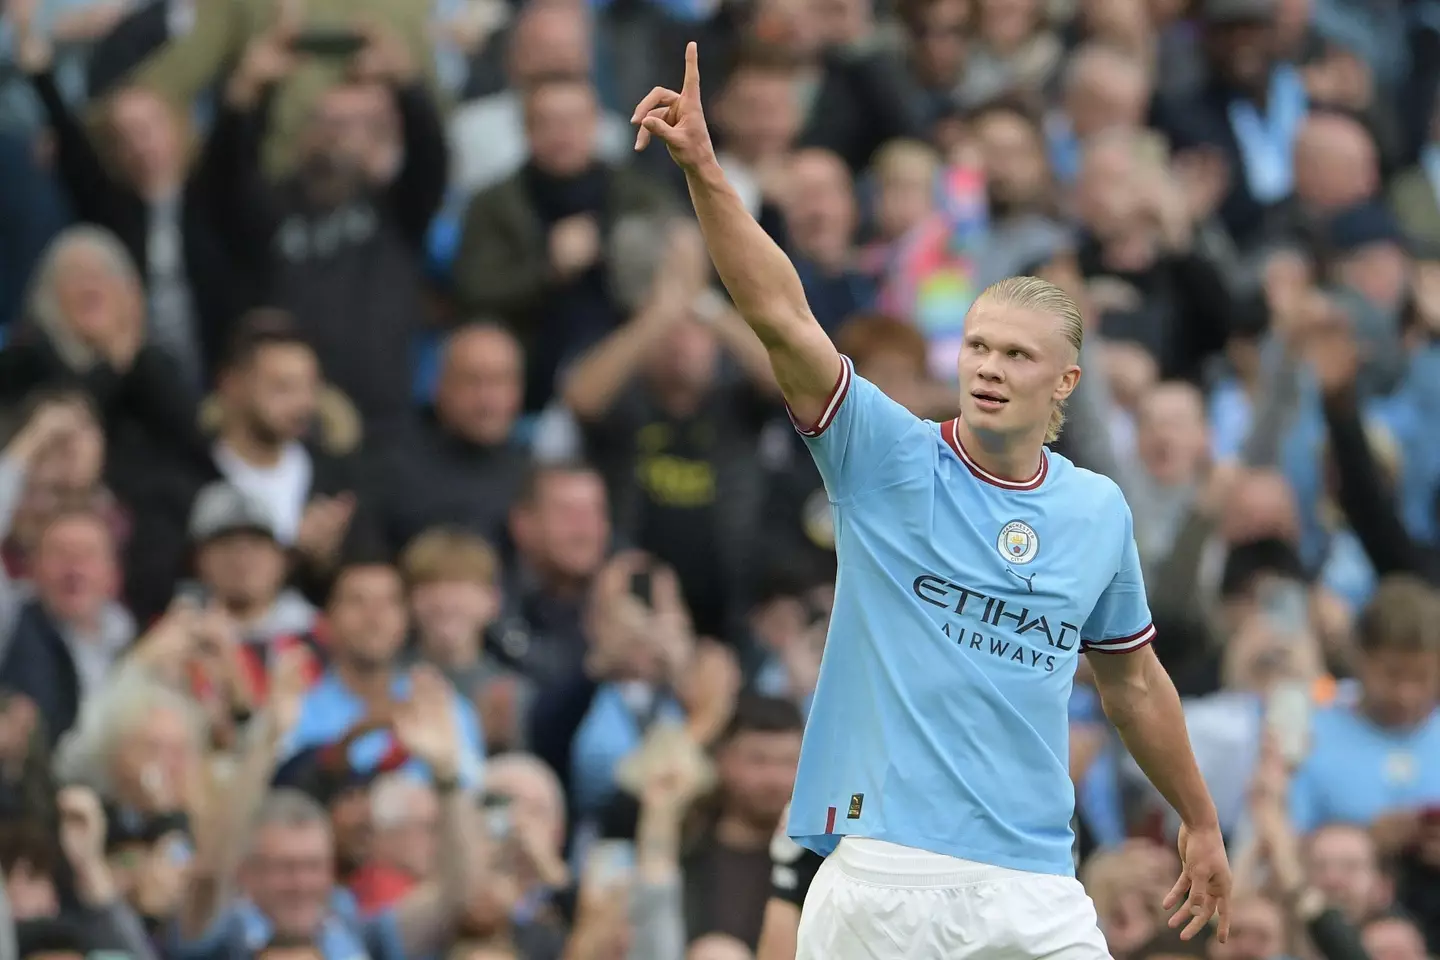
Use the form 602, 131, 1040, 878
0, 0, 1438, 957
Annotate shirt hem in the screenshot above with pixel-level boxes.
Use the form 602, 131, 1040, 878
790, 829, 1075, 878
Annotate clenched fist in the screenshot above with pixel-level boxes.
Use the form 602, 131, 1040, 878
631, 42, 717, 172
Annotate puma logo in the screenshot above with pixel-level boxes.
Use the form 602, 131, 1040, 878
1006, 567, 1036, 593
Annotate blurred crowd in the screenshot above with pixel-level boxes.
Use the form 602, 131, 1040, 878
0, 0, 1438, 957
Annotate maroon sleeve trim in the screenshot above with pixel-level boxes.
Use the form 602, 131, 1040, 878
786, 356, 854, 438
1081, 623, 1157, 654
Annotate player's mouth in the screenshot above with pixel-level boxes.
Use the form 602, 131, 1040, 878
971, 390, 1008, 412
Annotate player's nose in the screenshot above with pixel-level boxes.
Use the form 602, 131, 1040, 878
976, 355, 1004, 381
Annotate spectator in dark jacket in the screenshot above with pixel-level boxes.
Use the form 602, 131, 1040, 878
209, 20, 448, 437
0, 509, 133, 749
203, 311, 384, 602
1150, 0, 1305, 249
368, 324, 530, 557
453, 75, 675, 412
10, 3, 245, 388
0, 227, 210, 621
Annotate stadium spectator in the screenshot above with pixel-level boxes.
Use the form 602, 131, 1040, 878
349, 774, 438, 914
681, 695, 799, 950
566, 220, 777, 640
8, 0, 242, 388
282, 563, 485, 786
369, 323, 529, 557
448, 1, 632, 201
500, 463, 611, 691
709, 42, 801, 242
784, 149, 874, 334
1304, 823, 1395, 924
454, 75, 675, 412
209, 21, 447, 434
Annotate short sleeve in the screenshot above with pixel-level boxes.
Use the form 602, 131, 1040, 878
788, 356, 927, 500
1081, 501, 1156, 655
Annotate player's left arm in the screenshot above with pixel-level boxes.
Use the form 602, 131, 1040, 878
1087, 645, 1215, 831
1082, 498, 1231, 943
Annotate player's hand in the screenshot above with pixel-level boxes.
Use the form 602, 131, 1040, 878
1165, 822, 1232, 942
630, 42, 716, 171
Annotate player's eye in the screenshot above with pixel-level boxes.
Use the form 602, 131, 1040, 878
1007, 349, 1029, 360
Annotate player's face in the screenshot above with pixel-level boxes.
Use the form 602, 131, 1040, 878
956, 302, 1079, 442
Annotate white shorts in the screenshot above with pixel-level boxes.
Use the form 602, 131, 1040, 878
796, 838, 1112, 960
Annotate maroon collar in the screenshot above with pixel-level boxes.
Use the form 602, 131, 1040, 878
942, 419, 1048, 491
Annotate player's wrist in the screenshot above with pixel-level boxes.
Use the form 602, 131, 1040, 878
1179, 801, 1222, 835
1181, 819, 1223, 842
687, 153, 726, 189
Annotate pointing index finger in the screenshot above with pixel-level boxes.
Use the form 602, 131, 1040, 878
683, 41, 700, 98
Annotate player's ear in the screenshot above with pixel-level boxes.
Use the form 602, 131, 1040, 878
1053, 364, 1081, 405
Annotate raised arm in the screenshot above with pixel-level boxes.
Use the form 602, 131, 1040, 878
388, 667, 485, 957
631, 43, 840, 429
348, 20, 449, 248
203, 27, 296, 266
8, 0, 133, 228
178, 646, 310, 940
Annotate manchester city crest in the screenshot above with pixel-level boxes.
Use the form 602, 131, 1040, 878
997, 520, 1039, 565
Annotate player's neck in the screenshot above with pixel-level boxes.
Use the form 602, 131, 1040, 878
952, 418, 1044, 484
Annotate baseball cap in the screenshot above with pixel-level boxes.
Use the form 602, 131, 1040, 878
189, 481, 278, 543
1202, 0, 1276, 25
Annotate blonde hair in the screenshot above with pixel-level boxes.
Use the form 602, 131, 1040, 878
976, 275, 1085, 443
871, 138, 940, 185
400, 527, 500, 588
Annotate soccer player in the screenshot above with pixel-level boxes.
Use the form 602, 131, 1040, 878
633, 43, 1232, 959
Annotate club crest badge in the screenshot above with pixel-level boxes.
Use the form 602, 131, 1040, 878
997, 520, 1039, 565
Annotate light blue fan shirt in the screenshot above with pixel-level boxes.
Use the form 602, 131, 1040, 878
785, 357, 1155, 877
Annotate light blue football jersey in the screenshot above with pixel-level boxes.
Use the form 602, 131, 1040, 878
785, 357, 1155, 877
